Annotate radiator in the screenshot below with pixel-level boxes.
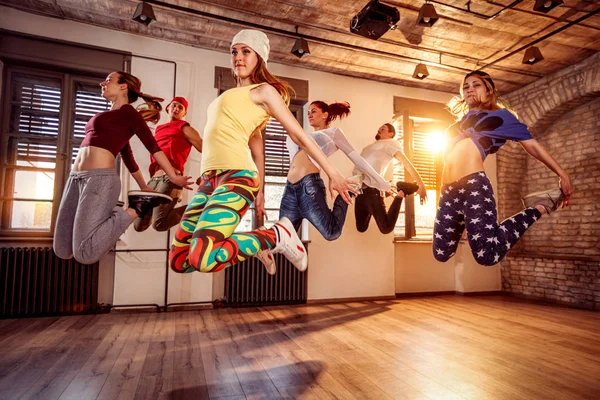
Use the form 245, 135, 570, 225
224, 252, 307, 306
0, 247, 99, 318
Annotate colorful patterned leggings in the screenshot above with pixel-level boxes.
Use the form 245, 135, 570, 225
433, 171, 542, 266
169, 169, 276, 273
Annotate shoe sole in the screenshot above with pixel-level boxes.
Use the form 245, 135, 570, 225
128, 190, 173, 201
275, 218, 308, 272
522, 188, 564, 212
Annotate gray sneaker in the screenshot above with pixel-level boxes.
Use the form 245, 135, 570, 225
522, 188, 564, 214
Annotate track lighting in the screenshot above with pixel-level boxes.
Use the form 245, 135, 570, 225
412, 63, 429, 80
132, 1, 156, 26
291, 38, 311, 58
416, 3, 439, 27
533, 0, 563, 13
522, 47, 544, 65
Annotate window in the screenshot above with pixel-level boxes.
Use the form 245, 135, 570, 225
0, 66, 110, 237
393, 113, 448, 240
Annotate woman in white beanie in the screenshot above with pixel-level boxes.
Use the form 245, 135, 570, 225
169, 29, 357, 274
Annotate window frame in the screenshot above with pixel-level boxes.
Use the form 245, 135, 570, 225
0, 64, 110, 238
393, 101, 452, 241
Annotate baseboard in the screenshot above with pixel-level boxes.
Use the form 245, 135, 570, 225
501, 291, 599, 311
395, 290, 502, 298
395, 291, 456, 298
456, 290, 504, 296
307, 295, 397, 304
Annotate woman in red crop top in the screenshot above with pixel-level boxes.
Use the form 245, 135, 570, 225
432, 70, 574, 267
133, 96, 203, 233
53, 71, 193, 265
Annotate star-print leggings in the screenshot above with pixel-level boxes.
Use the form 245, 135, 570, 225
170, 169, 276, 273
433, 171, 542, 266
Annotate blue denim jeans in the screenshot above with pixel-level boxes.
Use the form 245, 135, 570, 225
279, 173, 348, 241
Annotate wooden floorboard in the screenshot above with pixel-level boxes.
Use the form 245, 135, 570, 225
0, 295, 598, 400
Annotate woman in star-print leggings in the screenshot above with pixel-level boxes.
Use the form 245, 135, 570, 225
433, 70, 573, 266
433, 171, 541, 266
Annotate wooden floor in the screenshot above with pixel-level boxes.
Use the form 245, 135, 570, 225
0, 295, 599, 400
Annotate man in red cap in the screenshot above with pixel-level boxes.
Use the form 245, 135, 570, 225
134, 97, 203, 232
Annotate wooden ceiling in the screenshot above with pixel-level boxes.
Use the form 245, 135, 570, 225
2, 0, 599, 94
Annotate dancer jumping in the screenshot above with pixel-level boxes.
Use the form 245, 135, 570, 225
54, 71, 193, 264
353, 122, 427, 235
169, 30, 356, 274
256, 101, 391, 274
133, 96, 203, 232
433, 70, 573, 266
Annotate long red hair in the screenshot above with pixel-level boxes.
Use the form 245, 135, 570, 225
310, 101, 351, 125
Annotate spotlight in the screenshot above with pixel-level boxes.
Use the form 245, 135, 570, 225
291, 38, 311, 58
132, 1, 156, 26
350, 0, 400, 40
416, 3, 439, 27
522, 46, 544, 65
412, 63, 429, 80
533, 0, 563, 13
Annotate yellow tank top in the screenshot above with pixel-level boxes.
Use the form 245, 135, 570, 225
201, 83, 269, 174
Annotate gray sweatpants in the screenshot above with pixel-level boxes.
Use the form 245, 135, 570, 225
53, 168, 133, 264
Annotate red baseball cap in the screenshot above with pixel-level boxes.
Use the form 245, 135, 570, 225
167, 96, 188, 111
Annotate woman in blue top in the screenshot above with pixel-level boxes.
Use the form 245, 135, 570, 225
433, 71, 574, 266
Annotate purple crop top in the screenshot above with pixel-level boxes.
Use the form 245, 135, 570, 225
445, 108, 533, 161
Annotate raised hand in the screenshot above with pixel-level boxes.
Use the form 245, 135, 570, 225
559, 174, 574, 207
170, 175, 194, 190
328, 173, 358, 205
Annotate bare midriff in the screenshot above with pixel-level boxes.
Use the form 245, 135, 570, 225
72, 146, 116, 172
442, 138, 484, 184
287, 150, 320, 184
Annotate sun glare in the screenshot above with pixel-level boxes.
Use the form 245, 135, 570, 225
425, 131, 446, 153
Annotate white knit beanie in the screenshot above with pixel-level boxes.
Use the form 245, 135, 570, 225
231, 29, 270, 64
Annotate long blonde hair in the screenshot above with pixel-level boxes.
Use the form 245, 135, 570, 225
231, 56, 294, 106
116, 71, 164, 124
447, 71, 513, 120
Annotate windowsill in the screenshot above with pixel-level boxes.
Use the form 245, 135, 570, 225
394, 237, 432, 244
0, 235, 53, 244
394, 237, 469, 244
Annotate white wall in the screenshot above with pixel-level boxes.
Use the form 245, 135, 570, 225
394, 155, 502, 294
2, 5, 500, 304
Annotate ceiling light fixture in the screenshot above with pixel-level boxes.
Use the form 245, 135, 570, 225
291, 27, 311, 58
132, 1, 156, 26
533, 0, 563, 13
522, 46, 544, 65
412, 63, 429, 79
416, 2, 439, 27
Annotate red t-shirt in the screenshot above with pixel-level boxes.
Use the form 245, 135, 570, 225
149, 119, 192, 176
80, 104, 161, 173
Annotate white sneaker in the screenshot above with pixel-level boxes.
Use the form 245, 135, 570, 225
271, 217, 308, 272
255, 226, 276, 275
256, 250, 276, 275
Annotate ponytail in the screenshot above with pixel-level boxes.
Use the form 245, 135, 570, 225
310, 101, 351, 125
116, 71, 164, 123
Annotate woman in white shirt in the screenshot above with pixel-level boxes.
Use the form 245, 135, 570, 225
256, 101, 390, 274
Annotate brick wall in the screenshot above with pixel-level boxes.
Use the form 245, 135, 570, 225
497, 53, 600, 310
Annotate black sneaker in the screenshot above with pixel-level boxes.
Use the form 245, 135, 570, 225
128, 191, 172, 218
396, 181, 420, 196
522, 188, 564, 214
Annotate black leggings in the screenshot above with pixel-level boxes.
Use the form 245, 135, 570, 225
355, 187, 403, 234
